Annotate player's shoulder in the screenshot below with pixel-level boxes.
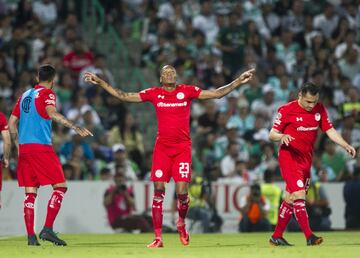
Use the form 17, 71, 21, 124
140, 86, 159, 94
177, 84, 200, 92
314, 102, 326, 111
278, 100, 297, 112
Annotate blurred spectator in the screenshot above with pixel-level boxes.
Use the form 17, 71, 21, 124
217, 12, 247, 76
104, 169, 152, 232
261, 169, 282, 230
186, 176, 222, 233
343, 168, 360, 229
192, 0, 219, 45
60, 131, 95, 179
108, 113, 145, 170
239, 183, 271, 232
313, 2, 339, 38
32, 0, 58, 26
107, 143, 139, 180
63, 38, 94, 78
321, 138, 347, 181
220, 141, 241, 178
306, 181, 332, 231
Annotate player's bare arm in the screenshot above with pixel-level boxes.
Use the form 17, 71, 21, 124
8, 115, 19, 153
198, 68, 255, 100
269, 128, 295, 146
326, 127, 356, 158
1, 129, 11, 168
45, 106, 93, 137
84, 72, 142, 103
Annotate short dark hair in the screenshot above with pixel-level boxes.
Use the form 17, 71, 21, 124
300, 82, 320, 96
38, 64, 56, 82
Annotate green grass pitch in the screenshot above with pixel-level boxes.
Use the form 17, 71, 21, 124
1, 232, 359, 258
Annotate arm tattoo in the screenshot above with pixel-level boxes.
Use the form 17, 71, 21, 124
215, 80, 240, 98
51, 112, 77, 130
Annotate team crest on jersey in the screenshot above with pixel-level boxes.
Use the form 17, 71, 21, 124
176, 92, 184, 100
49, 94, 55, 100
297, 180, 304, 188
315, 113, 321, 121
155, 169, 163, 178
22, 96, 32, 113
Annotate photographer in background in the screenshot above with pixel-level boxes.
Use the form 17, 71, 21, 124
239, 183, 271, 232
103, 166, 152, 232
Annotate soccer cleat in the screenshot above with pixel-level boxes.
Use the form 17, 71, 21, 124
177, 223, 190, 246
27, 234, 41, 246
147, 238, 164, 248
269, 236, 293, 246
39, 227, 67, 246
306, 234, 323, 246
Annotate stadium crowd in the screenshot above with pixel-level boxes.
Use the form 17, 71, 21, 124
0, 0, 359, 231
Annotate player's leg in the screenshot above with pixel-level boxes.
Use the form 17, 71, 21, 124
147, 143, 171, 248
270, 150, 295, 246
175, 182, 190, 245
292, 187, 323, 245
39, 182, 67, 246
31, 152, 67, 246
147, 181, 166, 248
18, 154, 41, 246
270, 190, 294, 246
24, 186, 41, 246
173, 145, 191, 246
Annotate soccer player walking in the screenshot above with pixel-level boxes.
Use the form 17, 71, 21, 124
268, 82, 356, 246
8, 64, 93, 246
85, 65, 255, 248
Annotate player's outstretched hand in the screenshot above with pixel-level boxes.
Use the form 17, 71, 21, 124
237, 68, 256, 84
74, 126, 94, 137
280, 134, 294, 146
2, 158, 9, 168
84, 72, 104, 86
345, 145, 356, 158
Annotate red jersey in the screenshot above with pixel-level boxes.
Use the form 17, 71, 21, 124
105, 186, 134, 225
0, 112, 8, 132
12, 85, 57, 153
139, 84, 202, 144
272, 100, 332, 155
63, 51, 94, 74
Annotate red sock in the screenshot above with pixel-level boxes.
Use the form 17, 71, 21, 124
293, 199, 313, 239
272, 201, 293, 238
151, 190, 165, 239
44, 187, 67, 229
24, 193, 37, 236
177, 193, 189, 225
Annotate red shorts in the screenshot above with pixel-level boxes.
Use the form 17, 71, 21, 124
151, 141, 192, 183
278, 148, 312, 193
17, 151, 65, 187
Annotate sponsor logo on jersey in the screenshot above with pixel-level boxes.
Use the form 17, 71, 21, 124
296, 117, 303, 122
155, 169, 163, 178
315, 113, 321, 121
157, 101, 187, 107
297, 126, 319, 131
176, 92, 184, 100
45, 99, 56, 105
